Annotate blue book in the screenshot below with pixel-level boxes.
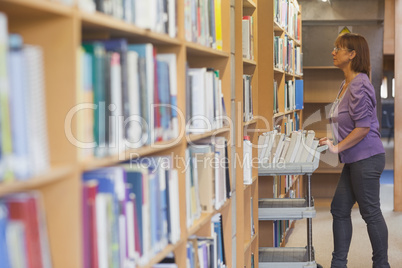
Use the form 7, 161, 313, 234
82, 42, 107, 157
82, 167, 126, 268
0, 203, 11, 268
209, 0, 216, 48
156, 60, 171, 138
100, 39, 130, 139
148, 167, 159, 252
8, 34, 30, 180
295, 79, 304, 110
128, 44, 155, 144
122, 164, 148, 257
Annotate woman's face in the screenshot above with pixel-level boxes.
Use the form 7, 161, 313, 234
332, 45, 353, 69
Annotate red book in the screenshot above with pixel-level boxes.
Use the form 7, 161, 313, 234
83, 180, 99, 268
6, 193, 43, 268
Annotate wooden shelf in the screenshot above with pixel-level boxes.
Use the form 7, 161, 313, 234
244, 175, 258, 190
243, 0, 257, 9
244, 233, 258, 253
138, 242, 182, 268
243, 58, 257, 66
186, 127, 230, 143
80, 139, 183, 171
0, 165, 75, 197
188, 199, 231, 237
273, 109, 302, 118
80, 11, 181, 45
243, 118, 258, 127
186, 42, 230, 58
0, 0, 74, 17
273, 21, 301, 46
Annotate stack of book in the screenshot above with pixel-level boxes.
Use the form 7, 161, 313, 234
258, 129, 318, 165
186, 213, 226, 268
81, 156, 181, 267
78, 40, 179, 159
0, 192, 52, 267
0, 15, 50, 183
186, 137, 231, 228
184, 0, 223, 49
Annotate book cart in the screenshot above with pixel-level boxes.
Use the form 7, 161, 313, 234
258, 144, 328, 268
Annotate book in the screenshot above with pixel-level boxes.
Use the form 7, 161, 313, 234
0, 13, 13, 181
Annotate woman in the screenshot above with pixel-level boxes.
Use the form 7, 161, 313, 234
319, 33, 390, 268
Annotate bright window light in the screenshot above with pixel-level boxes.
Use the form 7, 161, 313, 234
381, 77, 388, 99
392, 78, 395, 98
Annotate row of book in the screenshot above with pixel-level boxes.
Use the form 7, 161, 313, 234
186, 213, 227, 268
78, 0, 177, 38
0, 192, 52, 268
81, 157, 181, 267
274, 0, 301, 42
282, 113, 300, 136
0, 14, 50, 183
258, 129, 319, 164
273, 79, 304, 116
243, 75, 254, 122
274, 35, 303, 75
77, 40, 179, 159
284, 79, 304, 112
186, 67, 227, 134
273, 219, 290, 247
242, 16, 255, 60
186, 137, 231, 228
184, 0, 223, 50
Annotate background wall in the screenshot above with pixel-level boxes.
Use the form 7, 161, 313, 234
300, 0, 385, 116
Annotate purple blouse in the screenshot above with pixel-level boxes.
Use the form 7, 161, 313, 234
329, 73, 384, 163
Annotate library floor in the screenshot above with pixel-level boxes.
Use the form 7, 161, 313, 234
286, 138, 402, 267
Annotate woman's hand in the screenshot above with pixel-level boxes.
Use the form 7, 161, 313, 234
319, 137, 338, 154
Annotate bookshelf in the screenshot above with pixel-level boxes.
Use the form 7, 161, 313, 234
0, 0, 236, 267
256, 0, 304, 254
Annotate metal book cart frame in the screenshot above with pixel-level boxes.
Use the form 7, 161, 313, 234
258, 145, 328, 268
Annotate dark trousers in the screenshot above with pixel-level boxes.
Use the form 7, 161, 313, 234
330, 153, 390, 268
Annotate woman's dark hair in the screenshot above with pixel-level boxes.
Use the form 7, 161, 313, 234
335, 33, 371, 77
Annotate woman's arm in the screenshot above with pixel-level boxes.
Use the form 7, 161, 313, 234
319, 127, 370, 154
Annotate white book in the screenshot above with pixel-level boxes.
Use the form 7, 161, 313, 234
205, 70, 215, 129
243, 139, 253, 185
258, 133, 268, 161
269, 133, 282, 163
24, 45, 50, 176
126, 196, 137, 260
126, 51, 142, 146
96, 193, 110, 268
289, 131, 302, 163
273, 133, 285, 163
168, 0, 177, 38
293, 130, 307, 163
188, 68, 207, 133
109, 52, 124, 155
185, 149, 193, 228
284, 131, 298, 163
299, 130, 316, 163
262, 130, 277, 163
306, 140, 319, 162
6, 221, 28, 268
242, 19, 250, 59
279, 137, 291, 163
169, 169, 181, 243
